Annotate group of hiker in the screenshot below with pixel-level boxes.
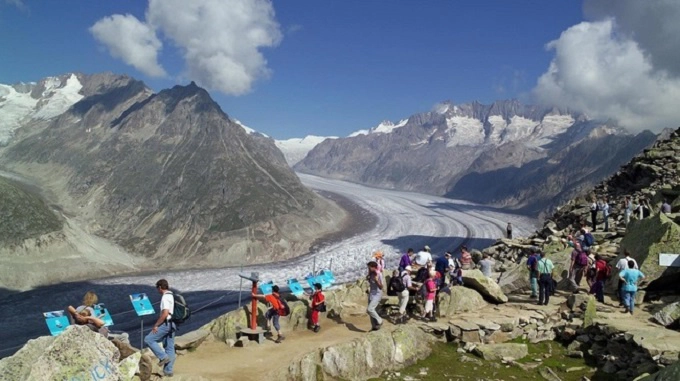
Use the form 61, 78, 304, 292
528, 223, 646, 315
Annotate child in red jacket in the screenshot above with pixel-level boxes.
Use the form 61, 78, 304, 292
310, 283, 325, 332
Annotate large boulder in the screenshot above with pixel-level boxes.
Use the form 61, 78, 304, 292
462, 269, 508, 303
619, 213, 680, 286
320, 325, 435, 380
0, 325, 121, 381
473, 343, 529, 361
282, 325, 435, 381
438, 286, 488, 317
653, 302, 680, 327
0, 336, 54, 380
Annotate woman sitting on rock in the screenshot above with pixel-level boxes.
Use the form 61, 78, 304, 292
67, 291, 107, 336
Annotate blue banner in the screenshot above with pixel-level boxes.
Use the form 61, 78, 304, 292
129, 293, 155, 316
43, 310, 70, 336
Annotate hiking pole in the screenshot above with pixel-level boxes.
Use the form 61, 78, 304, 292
313, 256, 317, 276
140, 319, 143, 350
238, 263, 244, 309
329, 258, 333, 272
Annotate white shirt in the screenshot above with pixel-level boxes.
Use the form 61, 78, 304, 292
160, 291, 174, 320
414, 251, 432, 266
616, 257, 639, 271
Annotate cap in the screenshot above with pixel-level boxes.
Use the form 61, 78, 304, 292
445, 252, 451, 257
404, 266, 412, 272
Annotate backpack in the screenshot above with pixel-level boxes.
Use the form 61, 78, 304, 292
583, 233, 595, 248
604, 263, 613, 279
169, 292, 191, 325
390, 274, 406, 293
577, 251, 589, 267
276, 295, 290, 317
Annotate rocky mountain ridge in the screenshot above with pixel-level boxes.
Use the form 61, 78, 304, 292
296, 100, 657, 215
0, 73, 345, 292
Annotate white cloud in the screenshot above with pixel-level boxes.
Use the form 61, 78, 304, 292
90, 14, 166, 77
584, 0, 680, 77
90, 0, 282, 95
533, 7, 680, 132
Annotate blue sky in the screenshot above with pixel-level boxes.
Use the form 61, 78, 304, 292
1, 1, 678, 137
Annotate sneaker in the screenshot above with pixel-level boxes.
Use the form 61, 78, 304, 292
158, 357, 170, 367
163, 372, 174, 378
313, 325, 320, 333
529, 294, 537, 299
275, 335, 285, 343
371, 323, 383, 331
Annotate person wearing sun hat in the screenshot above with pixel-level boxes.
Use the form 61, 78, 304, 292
373, 251, 385, 273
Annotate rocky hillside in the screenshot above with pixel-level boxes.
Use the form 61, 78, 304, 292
0, 176, 61, 245
478, 127, 680, 298
296, 100, 657, 214
0, 73, 345, 290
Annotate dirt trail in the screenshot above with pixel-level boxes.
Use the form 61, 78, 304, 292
174, 313, 393, 380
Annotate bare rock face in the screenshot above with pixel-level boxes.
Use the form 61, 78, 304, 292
297, 100, 657, 214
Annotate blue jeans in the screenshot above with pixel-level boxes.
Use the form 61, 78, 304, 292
144, 321, 175, 375
529, 271, 538, 296
367, 292, 383, 328
265, 308, 280, 333
624, 291, 637, 312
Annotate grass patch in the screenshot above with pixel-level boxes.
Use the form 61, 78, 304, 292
369, 341, 598, 381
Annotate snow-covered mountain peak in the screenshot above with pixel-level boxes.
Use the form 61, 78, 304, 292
0, 73, 84, 145
349, 118, 409, 137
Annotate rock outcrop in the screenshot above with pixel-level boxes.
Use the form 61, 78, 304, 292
653, 302, 680, 327
0, 325, 122, 381
282, 325, 436, 381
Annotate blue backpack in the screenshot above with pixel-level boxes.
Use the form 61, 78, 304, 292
584, 233, 595, 248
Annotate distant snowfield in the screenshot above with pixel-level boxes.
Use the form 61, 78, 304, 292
275, 136, 338, 166
0, 174, 536, 357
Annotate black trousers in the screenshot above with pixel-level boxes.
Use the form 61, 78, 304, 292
538, 274, 552, 304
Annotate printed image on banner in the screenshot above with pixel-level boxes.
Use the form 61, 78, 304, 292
129, 293, 155, 316
94, 304, 114, 326
287, 278, 305, 297
43, 310, 70, 336
259, 280, 274, 295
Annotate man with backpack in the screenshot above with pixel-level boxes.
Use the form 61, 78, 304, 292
569, 243, 589, 292
252, 285, 287, 343
395, 266, 417, 324
145, 279, 176, 377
